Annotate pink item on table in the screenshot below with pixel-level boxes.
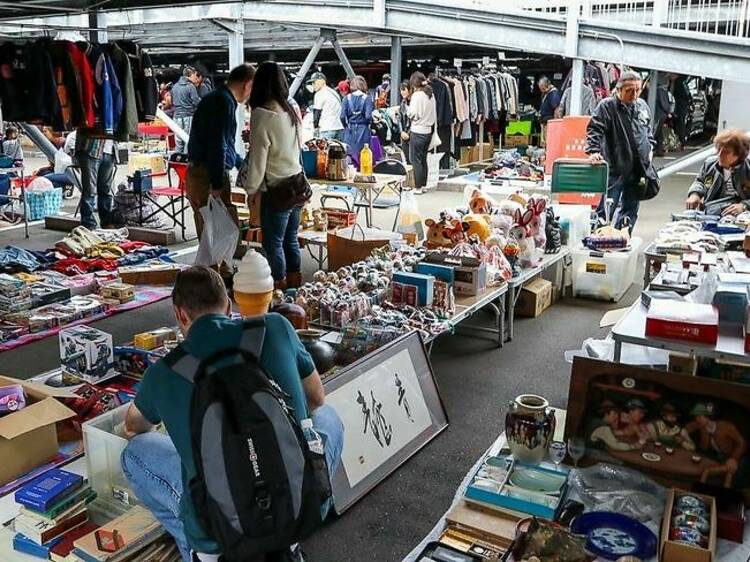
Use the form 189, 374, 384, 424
0, 384, 26, 414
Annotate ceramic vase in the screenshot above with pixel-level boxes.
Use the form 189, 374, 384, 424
505, 394, 556, 464
297, 329, 336, 374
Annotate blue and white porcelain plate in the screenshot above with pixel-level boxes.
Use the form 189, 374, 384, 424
571, 511, 657, 561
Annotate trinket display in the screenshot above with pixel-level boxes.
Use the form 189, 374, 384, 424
661, 489, 716, 562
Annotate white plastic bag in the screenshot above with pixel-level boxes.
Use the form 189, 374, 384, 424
195, 196, 240, 267
398, 189, 423, 238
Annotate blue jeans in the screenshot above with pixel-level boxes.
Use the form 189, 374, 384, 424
597, 174, 641, 232
260, 195, 302, 282
121, 404, 344, 562
41, 172, 73, 189
77, 152, 115, 229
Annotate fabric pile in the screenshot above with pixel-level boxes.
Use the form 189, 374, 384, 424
654, 221, 724, 253
0, 39, 157, 139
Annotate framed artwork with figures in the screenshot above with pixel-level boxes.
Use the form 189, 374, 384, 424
565, 357, 750, 496
325, 331, 449, 513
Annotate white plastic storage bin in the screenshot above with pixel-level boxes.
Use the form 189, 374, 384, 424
572, 237, 643, 302
82, 403, 137, 508
556, 204, 592, 249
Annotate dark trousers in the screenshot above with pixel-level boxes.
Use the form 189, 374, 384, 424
77, 152, 115, 229
597, 174, 641, 232
409, 131, 431, 189
401, 140, 411, 164
260, 194, 302, 282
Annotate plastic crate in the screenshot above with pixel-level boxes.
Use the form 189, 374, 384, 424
572, 237, 643, 302
551, 159, 608, 194
556, 204, 592, 249
82, 403, 138, 508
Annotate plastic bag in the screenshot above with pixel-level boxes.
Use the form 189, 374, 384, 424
398, 189, 423, 239
568, 463, 666, 524
195, 196, 239, 267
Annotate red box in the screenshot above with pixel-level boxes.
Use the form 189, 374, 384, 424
646, 300, 718, 345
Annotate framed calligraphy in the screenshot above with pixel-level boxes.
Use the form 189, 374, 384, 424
324, 331, 449, 513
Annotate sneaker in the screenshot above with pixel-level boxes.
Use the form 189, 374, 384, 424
289, 544, 306, 562
414, 188, 424, 195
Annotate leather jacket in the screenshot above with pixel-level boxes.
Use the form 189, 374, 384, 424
586, 96, 656, 179
689, 156, 750, 211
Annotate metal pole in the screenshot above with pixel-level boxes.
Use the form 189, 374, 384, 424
288, 35, 327, 98
569, 58, 584, 115
647, 70, 659, 127
390, 36, 402, 107
331, 37, 356, 80
88, 11, 107, 43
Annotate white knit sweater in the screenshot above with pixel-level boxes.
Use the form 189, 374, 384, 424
244, 104, 302, 194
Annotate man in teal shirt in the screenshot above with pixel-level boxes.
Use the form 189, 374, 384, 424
122, 266, 343, 562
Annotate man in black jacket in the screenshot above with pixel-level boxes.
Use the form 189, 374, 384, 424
586, 71, 656, 231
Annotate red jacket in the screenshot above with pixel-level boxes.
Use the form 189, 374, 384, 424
67, 43, 96, 128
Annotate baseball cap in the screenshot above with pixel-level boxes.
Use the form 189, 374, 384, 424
309, 71, 327, 82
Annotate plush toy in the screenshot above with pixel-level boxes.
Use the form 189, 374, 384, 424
461, 214, 492, 242
489, 213, 514, 237
526, 198, 547, 249
498, 198, 524, 218
312, 208, 327, 231
300, 205, 315, 229
468, 189, 497, 215
508, 191, 529, 207
424, 214, 466, 249
545, 207, 562, 254
510, 207, 538, 268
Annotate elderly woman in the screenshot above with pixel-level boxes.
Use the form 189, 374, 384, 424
686, 128, 750, 216
340, 75, 374, 169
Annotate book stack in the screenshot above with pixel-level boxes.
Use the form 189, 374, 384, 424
71, 505, 179, 562
12, 468, 96, 559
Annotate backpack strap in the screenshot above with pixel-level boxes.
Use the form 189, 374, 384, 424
163, 318, 267, 383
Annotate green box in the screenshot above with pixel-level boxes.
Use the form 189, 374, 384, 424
551, 160, 609, 194
505, 120, 533, 136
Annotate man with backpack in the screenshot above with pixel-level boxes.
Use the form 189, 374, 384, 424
122, 266, 344, 562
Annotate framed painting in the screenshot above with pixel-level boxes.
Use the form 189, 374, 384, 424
324, 331, 449, 513
565, 357, 750, 494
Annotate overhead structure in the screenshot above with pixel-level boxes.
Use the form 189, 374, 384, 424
287, 28, 356, 97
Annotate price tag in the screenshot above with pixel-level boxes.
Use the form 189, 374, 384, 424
453, 58, 463, 68
498, 51, 506, 60
482, 56, 491, 66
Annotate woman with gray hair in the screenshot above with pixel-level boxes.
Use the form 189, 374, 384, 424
341, 74, 375, 169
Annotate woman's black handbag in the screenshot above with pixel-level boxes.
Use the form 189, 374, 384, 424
266, 171, 312, 211
637, 163, 661, 201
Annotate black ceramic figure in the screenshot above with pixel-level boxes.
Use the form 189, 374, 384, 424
296, 330, 336, 374
545, 208, 562, 254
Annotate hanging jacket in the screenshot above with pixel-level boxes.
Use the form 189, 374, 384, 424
83, 43, 114, 135
107, 43, 138, 140
0, 42, 28, 121
50, 41, 82, 130
23, 40, 61, 127
105, 54, 123, 133
66, 42, 96, 128
116, 41, 158, 122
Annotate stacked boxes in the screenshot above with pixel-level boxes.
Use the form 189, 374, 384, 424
0, 274, 32, 318
59, 325, 115, 383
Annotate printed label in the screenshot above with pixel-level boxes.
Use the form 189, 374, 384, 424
586, 262, 607, 274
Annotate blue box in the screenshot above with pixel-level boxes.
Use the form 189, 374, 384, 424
15, 468, 83, 512
713, 283, 749, 326
415, 262, 455, 286
392, 272, 434, 307
464, 457, 568, 520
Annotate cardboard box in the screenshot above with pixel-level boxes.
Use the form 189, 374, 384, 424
127, 152, 166, 175
668, 351, 698, 376
504, 133, 531, 148
119, 264, 182, 285
392, 271, 434, 307
645, 301, 719, 345
460, 141, 495, 165
133, 327, 178, 351
423, 254, 487, 296
101, 282, 135, 304
415, 262, 455, 285
712, 283, 748, 326
0, 375, 75, 486
515, 278, 552, 318
59, 325, 115, 383
661, 488, 716, 562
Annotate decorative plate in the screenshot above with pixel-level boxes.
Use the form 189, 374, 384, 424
642, 452, 661, 462
508, 467, 566, 494
571, 511, 658, 561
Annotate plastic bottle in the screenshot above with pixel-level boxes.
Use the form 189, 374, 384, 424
359, 143, 373, 176
316, 148, 327, 179
300, 418, 325, 455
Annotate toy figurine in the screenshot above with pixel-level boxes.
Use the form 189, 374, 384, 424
461, 214, 492, 242
545, 207, 562, 254
300, 205, 315, 229
468, 188, 496, 215
510, 207, 538, 268
526, 197, 547, 249
312, 208, 327, 231
424, 213, 466, 249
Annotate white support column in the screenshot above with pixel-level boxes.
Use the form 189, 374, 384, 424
328, 33, 356, 79
373, 0, 386, 28
390, 36, 402, 107
569, 58, 584, 116
227, 18, 246, 157
288, 35, 327, 98
652, 0, 669, 27
647, 70, 659, 125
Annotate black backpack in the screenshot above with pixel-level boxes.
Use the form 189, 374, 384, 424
165, 317, 327, 562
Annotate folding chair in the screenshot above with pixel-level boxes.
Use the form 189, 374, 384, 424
550, 158, 610, 224
145, 158, 193, 240
356, 159, 406, 230
0, 173, 21, 224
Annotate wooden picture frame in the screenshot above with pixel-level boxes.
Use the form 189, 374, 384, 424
565, 357, 750, 494
324, 331, 449, 513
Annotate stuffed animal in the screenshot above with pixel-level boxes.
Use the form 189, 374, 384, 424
312, 208, 327, 231
526, 198, 547, 249
461, 214, 492, 242
498, 198, 524, 218
424, 214, 466, 248
510, 207, 538, 268
468, 189, 496, 215
489, 213, 514, 237
508, 191, 529, 207
545, 207, 562, 254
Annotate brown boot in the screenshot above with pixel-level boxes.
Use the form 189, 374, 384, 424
275, 278, 287, 291
287, 271, 303, 289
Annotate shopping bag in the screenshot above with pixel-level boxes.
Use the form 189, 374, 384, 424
195, 195, 240, 267
429, 127, 441, 151
327, 225, 397, 271
397, 188, 424, 240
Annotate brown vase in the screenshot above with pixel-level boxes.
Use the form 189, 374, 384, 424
505, 394, 556, 464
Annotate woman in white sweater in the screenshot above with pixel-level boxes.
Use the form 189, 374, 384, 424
407, 71, 437, 192
243, 62, 304, 289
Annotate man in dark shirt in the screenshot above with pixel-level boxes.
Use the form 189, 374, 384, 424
186, 63, 254, 246
586, 71, 656, 231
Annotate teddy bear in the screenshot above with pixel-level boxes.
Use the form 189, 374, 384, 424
461, 214, 492, 242
468, 188, 497, 215
424, 213, 466, 249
